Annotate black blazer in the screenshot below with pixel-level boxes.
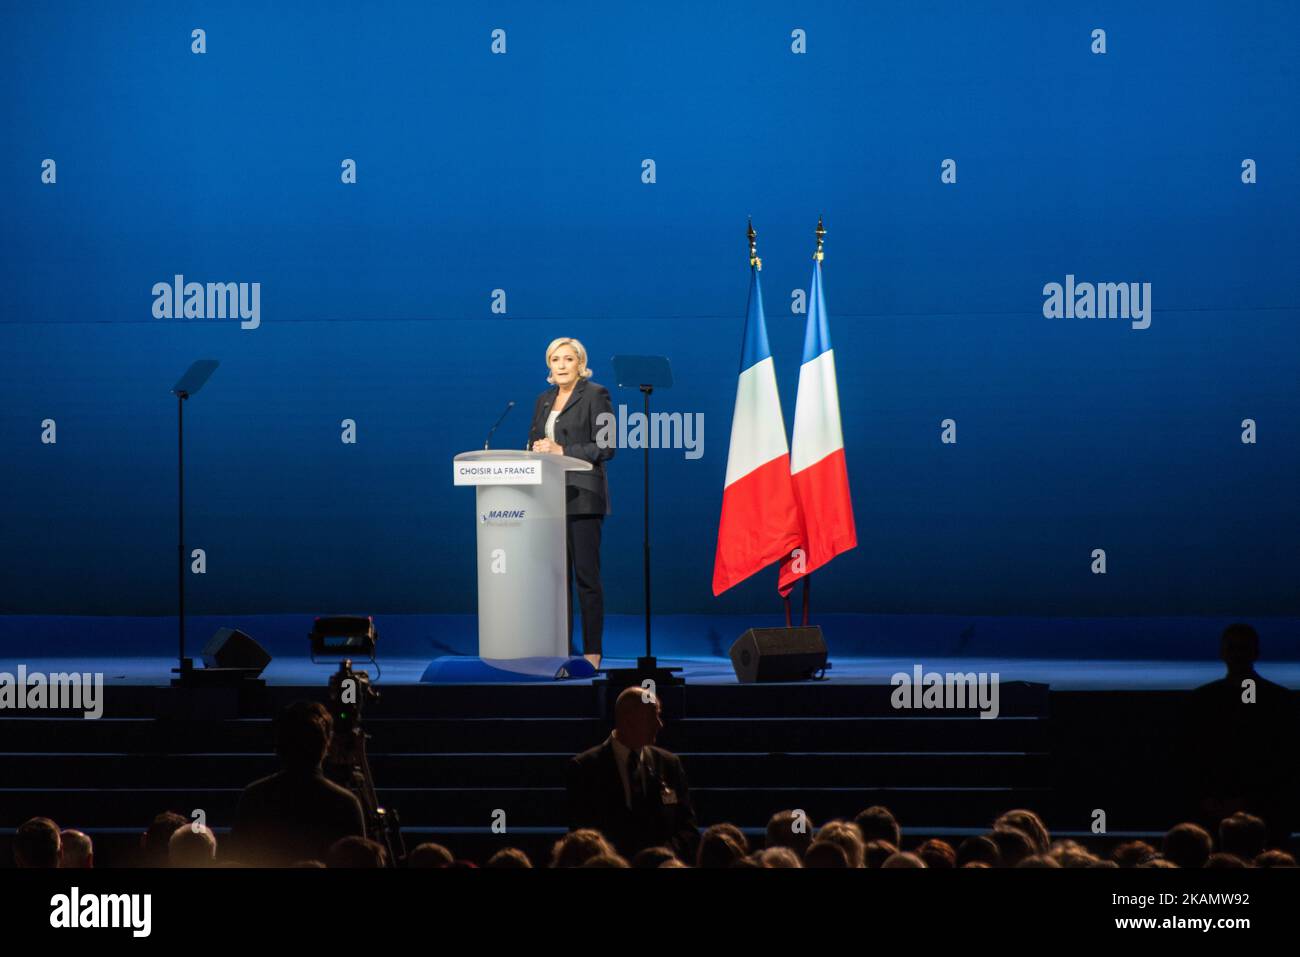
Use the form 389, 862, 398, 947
1182, 670, 1298, 844
231, 768, 366, 866
527, 377, 615, 516
565, 738, 699, 861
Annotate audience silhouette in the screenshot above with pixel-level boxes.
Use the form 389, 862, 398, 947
11, 623, 1297, 872
1184, 623, 1299, 845
231, 701, 366, 866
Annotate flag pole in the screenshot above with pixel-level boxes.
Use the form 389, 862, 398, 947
798, 216, 825, 627
754, 216, 789, 628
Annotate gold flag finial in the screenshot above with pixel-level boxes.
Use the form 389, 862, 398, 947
748, 217, 762, 270
814, 215, 826, 261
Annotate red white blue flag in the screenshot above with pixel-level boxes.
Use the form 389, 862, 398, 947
713, 251, 802, 595
779, 254, 857, 595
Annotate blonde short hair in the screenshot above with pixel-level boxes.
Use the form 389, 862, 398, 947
545, 337, 593, 384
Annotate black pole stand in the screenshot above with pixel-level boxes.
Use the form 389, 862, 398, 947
176, 391, 192, 682
604, 384, 682, 689
601, 356, 682, 693
782, 572, 811, 626
168, 360, 220, 689
640, 385, 653, 663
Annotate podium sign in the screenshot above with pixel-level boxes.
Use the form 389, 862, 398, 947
453, 458, 543, 486
453, 449, 592, 660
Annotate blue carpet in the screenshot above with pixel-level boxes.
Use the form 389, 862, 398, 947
419, 656, 597, 683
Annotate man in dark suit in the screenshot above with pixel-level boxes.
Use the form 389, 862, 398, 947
565, 686, 699, 861
1183, 623, 1298, 846
232, 701, 366, 866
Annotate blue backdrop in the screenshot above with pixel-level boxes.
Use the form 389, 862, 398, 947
2, 1, 1297, 628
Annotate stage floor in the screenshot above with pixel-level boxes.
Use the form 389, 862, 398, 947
3, 654, 1298, 691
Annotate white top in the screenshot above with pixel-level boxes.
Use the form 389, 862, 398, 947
545, 409, 561, 442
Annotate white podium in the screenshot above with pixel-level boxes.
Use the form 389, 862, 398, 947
453, 449, 593, 660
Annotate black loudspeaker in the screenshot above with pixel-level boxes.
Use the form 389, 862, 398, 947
728, 626, 828, 683
202, 627, 272, 676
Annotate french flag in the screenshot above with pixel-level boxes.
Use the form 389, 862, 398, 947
779, 253, 857, 595
713, 252, 802, 596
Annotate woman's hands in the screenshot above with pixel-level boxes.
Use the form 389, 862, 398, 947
531, 437, 564, 455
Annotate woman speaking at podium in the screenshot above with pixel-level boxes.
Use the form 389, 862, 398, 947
528, 337, 615, 669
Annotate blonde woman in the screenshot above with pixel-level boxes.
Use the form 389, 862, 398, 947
528, 337, 615, 669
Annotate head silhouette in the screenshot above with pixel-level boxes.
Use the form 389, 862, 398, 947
275, 701, 334, 772
613, 686, 663, 751
1220, 623, 1260, 674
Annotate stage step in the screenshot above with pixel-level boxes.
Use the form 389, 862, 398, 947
0, 750, 1050, 789
10, 679, 1047, 721
0, 714, 1047, 753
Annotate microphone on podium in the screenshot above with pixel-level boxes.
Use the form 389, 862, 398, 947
483, 400, 515, 450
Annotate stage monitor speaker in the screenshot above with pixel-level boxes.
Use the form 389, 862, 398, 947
202, 627, 272, 676
729, 626, 827, 683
